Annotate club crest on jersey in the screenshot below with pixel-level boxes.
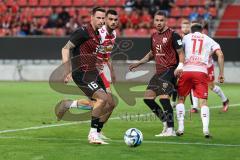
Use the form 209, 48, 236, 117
162, 37, 167, 43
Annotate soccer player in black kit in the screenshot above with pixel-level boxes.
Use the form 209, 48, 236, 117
129, 11, 185, 136
57, 7, 111, 144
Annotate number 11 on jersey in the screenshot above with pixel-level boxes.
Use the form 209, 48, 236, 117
192, 38, 203, 55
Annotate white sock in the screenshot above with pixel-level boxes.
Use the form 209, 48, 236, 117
90, 128, 97, 133
191, 90, 198, 109
201, 106, 210, 133
176, 103, 185, 132
167, 127, 173, 133
69, 100, 78, 108
212, 85, 227, 102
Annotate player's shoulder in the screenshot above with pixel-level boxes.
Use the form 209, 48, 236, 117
72, 25, 88, 35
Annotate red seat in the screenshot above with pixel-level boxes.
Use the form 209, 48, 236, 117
209, 7, 217, 17
50, 0, 61, 6
39, 17, 48, 26
182, 7, 192, 17
17, 0, 27, 6
28, 0, 38, 6
167, 18, 177, 28
44, 7, 53, 16
73, 0, 83, 6
62, 0, 72, 6
170, 7, 181, 17
33, 7, 44, 17
136, 28, 149, 37
215, 30, 238, 37
123, 28, 137, 37
39, 0, 50, 6
188, 0, 199, 6
175, 0, 187, 7
78, 8, 89, 17
118, 0, 126, 6
68, 7, 76, 17
6, 0, 15, 6
96, 0, 106, 6
85, 0, 94, 7
105, 0, 118, 7
56, 28, 66, 36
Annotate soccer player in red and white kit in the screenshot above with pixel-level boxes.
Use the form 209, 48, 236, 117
58, 9, 118, 142
129, 11, 185, 137
58, 7, 114, 145
174, 23, 225, 138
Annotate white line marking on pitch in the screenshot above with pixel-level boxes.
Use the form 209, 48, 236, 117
0, 103, 239, 134
0, 136, 240, 147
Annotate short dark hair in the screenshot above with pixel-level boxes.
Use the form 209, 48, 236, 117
106, 9, 118, 16
92, 7, 106, 15
191, 23, 203, 33
154, 10, 167, 18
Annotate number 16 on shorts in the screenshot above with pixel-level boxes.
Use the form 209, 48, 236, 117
88, 81, 99, 90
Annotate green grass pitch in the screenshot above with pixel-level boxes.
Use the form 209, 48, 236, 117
0, 82, 240, 160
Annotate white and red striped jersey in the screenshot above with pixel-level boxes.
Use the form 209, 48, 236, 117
182, 32, 221, 73
97, 25, 116, 62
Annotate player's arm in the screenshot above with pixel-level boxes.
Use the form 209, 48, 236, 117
172, 32, 185, 76
129, 50, 154, 71
107, 59, 116, 83
62, 28, 88, 83
215, 49, 224, 83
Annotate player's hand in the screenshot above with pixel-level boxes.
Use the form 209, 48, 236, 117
218, 74, 224, 83
174, 69, 183, 77
129, 63, 139, 71
64, 73, 72, 84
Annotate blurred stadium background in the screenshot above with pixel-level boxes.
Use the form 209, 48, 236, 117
0, 0, 240, 82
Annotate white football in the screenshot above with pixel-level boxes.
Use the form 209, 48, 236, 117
124, 128, 143, 147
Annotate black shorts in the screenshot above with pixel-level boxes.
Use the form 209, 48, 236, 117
72, 70, 106, 98
147, 68, 177, 96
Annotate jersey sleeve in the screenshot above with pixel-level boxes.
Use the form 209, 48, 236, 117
172, 32, 183, 50
69, 27, 89, 47
210, 38, 221, 53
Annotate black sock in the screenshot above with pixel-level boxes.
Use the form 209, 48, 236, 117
172, 90, 178, 102
144, 99, 166, 122
159, 99, 174, 128
91, 116, 99, 129
97, 122, 104, 133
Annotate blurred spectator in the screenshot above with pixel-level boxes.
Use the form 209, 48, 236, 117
139, 9, 152, 28
189, 7, 199, 21
30, 18, 43, 35
205, 0, 215, 8
154, 0, 175, 16
58, 7, 70, 27
134, 0, 144, 10
20, 19, 31, 36
45, 8, 58, 28
202, 8, 212, 22
124, 0, 135, 13
65, 17, 79, 35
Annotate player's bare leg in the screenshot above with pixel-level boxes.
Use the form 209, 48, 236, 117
176, 96, 186, 136
209, 82, 229, 112
88, 90, 109, 144
97, 88, 116, 140
199, 98, 211, 138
